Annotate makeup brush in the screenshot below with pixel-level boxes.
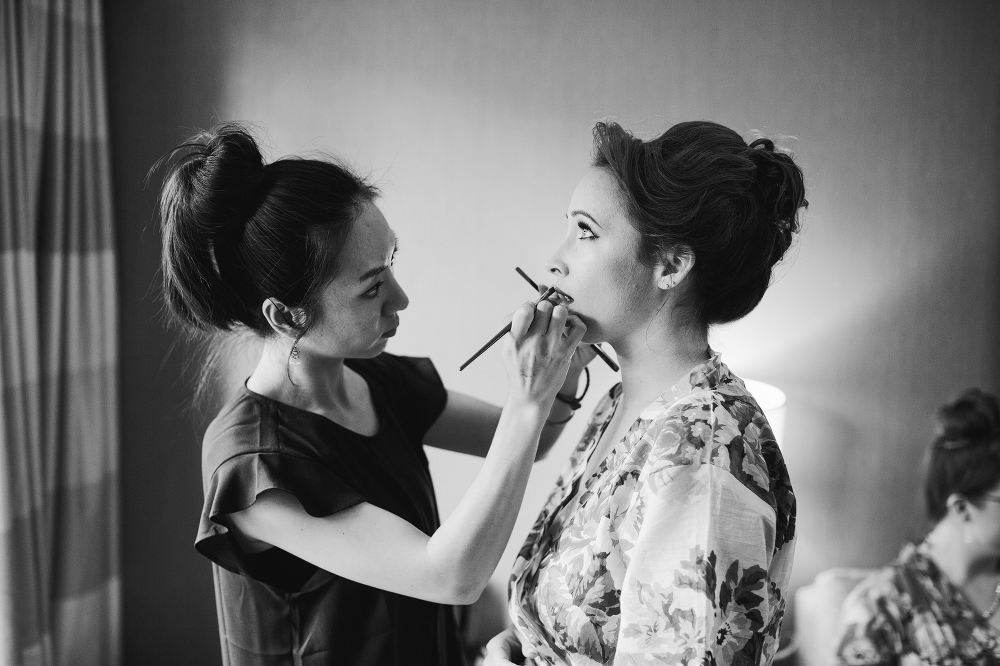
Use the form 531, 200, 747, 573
515, 267, 620, 373
459, 286, 558, 371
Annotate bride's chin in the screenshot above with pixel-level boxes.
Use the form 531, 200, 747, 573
579, 326, 608, 346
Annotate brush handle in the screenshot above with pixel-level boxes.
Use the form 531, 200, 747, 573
458, 323, 513, 371
514, 267, 620, 373
459, 286, 557, 371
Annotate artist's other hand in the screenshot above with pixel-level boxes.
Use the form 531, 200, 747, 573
502, 299, 585, 408
484, 627, 536, 666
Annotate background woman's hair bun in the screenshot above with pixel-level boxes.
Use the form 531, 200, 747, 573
932, 388, 1000, 451
924, 388, 1000, 521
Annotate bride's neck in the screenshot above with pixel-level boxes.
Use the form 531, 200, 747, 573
612, 322, 710, 410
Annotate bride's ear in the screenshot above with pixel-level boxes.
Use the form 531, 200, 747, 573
655, 246, 695, 291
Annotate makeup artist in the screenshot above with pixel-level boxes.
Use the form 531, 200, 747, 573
156, 123, 590, 666
486, 120, 806, 665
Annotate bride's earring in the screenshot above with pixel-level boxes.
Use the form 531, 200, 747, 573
290, 345, 302, 366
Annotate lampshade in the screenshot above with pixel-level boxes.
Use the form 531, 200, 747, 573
743, 379, 787, 446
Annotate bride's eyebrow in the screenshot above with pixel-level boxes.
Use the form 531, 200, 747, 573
567, 210, 603, 228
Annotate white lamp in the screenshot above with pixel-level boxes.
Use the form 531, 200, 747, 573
743, 379, 787, 447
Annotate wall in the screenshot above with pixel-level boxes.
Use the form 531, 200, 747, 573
104, 2, 230, 662
105, 1, 1000, 661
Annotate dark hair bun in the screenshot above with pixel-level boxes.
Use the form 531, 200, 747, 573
748, 138, 806, 267
924, 388, 1000, 521
156, 122, 378, 335
194, 124, 268, 225
934, 388, 1000, 451
592, 121, 808, 326
158, 124, 272, 331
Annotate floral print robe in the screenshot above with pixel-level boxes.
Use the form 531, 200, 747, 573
509, 353, 797, 665
835, 542, 1000, 665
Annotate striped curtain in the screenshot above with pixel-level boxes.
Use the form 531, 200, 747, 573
0, 0, 121, 664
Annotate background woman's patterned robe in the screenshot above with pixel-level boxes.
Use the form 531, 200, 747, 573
835, 542, 1000, 665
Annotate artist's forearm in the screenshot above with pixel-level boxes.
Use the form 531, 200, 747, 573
536, 370, 582, 459
426, 399, 545, 599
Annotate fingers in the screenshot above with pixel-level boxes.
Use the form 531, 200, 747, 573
562, 314, 587, 347
544, 303, 569, 345
513, 301, 583, 354
532, 299, 554, 336
510, 298, 555, 342
484, 629, 520, 666
568, 339, 599, 372
509, 302, 535, 340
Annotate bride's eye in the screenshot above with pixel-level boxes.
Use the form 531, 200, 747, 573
577, 221, 597, 240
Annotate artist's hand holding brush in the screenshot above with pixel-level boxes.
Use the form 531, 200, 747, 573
501, 298, 587, 412
522, 284, 597, 424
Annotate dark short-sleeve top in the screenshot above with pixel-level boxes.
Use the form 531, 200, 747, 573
194, 353, 466, 666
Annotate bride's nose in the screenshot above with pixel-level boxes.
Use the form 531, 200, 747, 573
545, 238, 570, 278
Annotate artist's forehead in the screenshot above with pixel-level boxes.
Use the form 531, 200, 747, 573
339, 203, 395, 273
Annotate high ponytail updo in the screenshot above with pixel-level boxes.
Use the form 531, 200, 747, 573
156, 122, 378, 336
592, 120, 807, 327
924, 388, 1000, 522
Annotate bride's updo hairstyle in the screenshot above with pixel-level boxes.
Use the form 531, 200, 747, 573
157, 122, 378, 336
592, 121, 807, 327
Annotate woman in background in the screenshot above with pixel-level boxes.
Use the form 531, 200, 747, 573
486, 120, 805, 665
835, 388, 1000, 664
157, 123, 589, 666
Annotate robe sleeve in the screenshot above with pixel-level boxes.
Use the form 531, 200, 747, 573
613, 396, 785, 665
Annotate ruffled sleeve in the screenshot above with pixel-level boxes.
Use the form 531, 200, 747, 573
364, 354, 447, 446
194, 398, 365, 592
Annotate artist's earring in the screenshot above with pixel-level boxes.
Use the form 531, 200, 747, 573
289, 345, 302, 366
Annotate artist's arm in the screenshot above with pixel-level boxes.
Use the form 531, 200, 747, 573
229, 301, 585, 606
423, 376, 576, 462
424, 348, 596, 461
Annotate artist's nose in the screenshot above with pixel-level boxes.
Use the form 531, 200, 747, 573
385, 272, 409, 313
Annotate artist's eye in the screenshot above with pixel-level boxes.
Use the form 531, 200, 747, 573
577, 221, 597, 240
364, 281, 385, 299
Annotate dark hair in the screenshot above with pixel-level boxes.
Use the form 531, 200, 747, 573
156, 122, 378, 337
592, 120, 807, 326
924, 388, 1000, 522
